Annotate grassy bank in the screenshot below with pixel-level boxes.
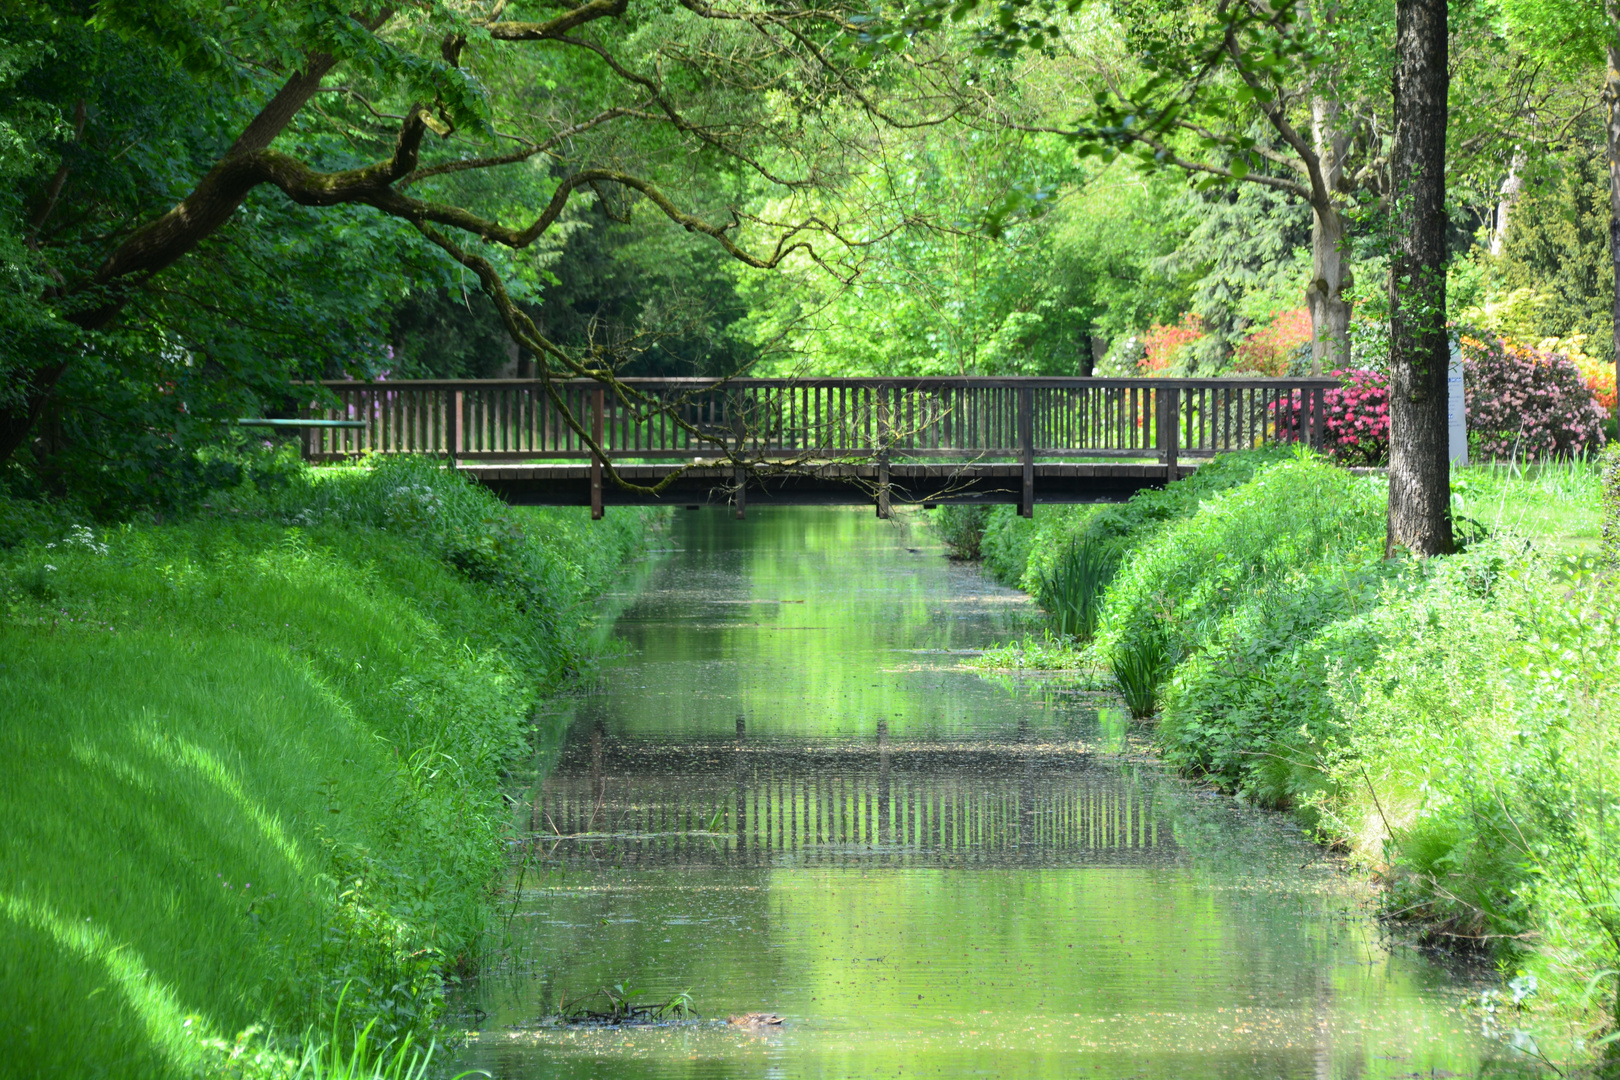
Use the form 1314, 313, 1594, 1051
940, 447, 1620, 1068
0, 456, 656, 1078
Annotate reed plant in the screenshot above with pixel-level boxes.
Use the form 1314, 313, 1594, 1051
1039, 541, 1116, 641
1111, 630, 1174, 719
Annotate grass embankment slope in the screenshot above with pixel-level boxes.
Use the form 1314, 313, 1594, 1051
941, 447, 1620, 1066
0, 457, 655, 1078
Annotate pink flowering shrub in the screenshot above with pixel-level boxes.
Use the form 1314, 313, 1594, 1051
1462, 334, 1608, 460
1271, 368, 1390, 466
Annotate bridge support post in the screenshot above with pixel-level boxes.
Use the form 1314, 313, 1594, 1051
446, 389, 463, 468
734, 463, 746, 520
1018, 385, 1034, 517
1156, 386, 1180, 480
590, 387, 604, 520
876, 389, 891, 519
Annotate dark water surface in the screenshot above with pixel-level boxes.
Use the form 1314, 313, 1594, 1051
450, 508, 1505, 1079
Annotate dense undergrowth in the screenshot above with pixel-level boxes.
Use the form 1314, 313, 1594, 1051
940, 445, 1620, 1068
0, 454, 656, 1078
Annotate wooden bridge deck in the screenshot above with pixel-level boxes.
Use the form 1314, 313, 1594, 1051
298, 376, 1335, 515
460, 460, 1193, 508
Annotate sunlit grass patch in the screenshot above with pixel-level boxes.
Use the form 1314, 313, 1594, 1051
1452, 459, 1604, 547
0, 461, 654, 1077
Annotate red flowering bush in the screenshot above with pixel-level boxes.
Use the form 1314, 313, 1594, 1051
1141, 313, 1204, 373
1462, 334, 1608, 460
1234, 308, 1313, 377
1271, 368, 1389, 465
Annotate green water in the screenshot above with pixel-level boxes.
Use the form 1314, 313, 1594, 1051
451, 507, 1512, 1079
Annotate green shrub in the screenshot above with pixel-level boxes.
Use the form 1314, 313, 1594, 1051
970, 445, 1300, 595
1156, 566, 1390, 804
928, 505, 992, 560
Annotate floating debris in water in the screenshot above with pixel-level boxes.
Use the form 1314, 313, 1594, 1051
728, 1013, 784, 1027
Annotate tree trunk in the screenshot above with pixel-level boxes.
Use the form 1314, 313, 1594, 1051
1084, 333, 1105, 377
1607, 1, 1620, 426
1307, 96, 1352, 374
1386, 0, 1454, 557
1308, 201, 1350, 373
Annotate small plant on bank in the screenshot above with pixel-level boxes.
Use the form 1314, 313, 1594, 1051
1112, 630, 1174, 719
930, 505, 992, 560
1038, 541, 1116, 641
970, 630, 1089, 671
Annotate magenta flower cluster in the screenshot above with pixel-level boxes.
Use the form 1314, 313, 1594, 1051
1271, 368, 1390, 466
1461, 334, 1609, 461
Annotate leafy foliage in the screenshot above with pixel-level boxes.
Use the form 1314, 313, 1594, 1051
1233, 308, 1313, 376
1496, 143, 1615, 365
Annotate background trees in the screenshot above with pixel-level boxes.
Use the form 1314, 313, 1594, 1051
0, 0, 1613, 515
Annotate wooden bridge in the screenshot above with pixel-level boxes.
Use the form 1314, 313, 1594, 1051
300, 376, 1336, 517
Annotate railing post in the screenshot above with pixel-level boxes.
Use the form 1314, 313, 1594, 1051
1018, 384, 1034, 518
876, 388, 891, 519
300, 399, 315, 461
590, 386, 604, 520
1310, 386, 1326, 450
447, 389, 462, 468
1157, 386, 1180, 480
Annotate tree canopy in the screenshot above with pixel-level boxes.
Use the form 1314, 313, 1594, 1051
0, 0, 1613, 512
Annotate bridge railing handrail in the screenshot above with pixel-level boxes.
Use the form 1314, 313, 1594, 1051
302, 375, 1341, 390
295, 375, 1338, 472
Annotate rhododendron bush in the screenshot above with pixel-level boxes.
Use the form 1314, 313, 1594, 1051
1141, 314, 1204, 373
1462, 334, 1608, 460
1272, 368, 1390, 466
1558, 346, 1617, 413
1234, 309, 1313, 377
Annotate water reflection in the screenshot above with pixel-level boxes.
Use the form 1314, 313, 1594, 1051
534, 722, 1170, 868
453, 508, 1514, 1080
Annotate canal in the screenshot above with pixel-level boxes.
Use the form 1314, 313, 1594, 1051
450, 507, 1511, 1079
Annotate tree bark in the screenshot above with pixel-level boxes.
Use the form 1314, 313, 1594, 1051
1307, 95, 1352, 374
1606, 1, 1620, 426
1308, 200, 1350, 374
1386, 0, 1454, 557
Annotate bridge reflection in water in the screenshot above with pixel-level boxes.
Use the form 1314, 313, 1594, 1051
528, 719, 1172, 869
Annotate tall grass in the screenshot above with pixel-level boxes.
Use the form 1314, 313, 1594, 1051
0, 457, 653, 1078
1111, 631, 1172, 719
1039, 542, 1115, 641
1452, 458, 1605, 546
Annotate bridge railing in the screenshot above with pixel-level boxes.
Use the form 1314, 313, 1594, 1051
298, 376, 1339, 464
